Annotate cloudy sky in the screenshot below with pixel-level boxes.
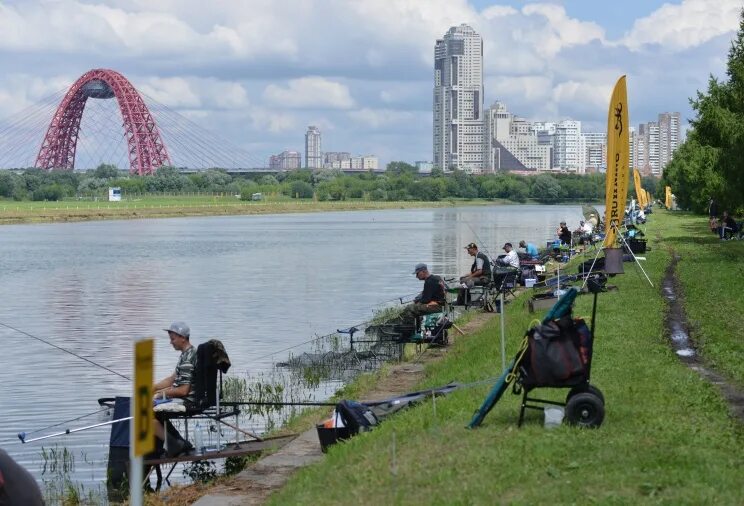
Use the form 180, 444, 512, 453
0, 0, 741, 168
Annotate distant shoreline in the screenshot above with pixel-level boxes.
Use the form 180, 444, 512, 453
0, 198, 504, 225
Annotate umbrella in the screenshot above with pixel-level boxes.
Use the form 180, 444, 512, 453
582, 204, 601, 228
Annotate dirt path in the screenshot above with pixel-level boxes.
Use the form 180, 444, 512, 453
189, 312, 496, 506
662, 253, 744, 422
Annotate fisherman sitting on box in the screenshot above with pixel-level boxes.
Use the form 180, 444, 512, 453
456, 243, 491, 305
401, 264, 446, 330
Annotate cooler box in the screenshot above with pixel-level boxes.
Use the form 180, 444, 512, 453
316, 425, 354, 453
626, 238, 647, 253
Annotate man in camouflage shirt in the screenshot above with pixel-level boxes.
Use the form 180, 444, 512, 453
152, 321, 196, 455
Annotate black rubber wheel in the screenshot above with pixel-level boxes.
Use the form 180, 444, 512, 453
565, 392, 605, 428
566, 384, 605, 405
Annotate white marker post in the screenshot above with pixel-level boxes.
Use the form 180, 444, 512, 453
131, 339, 154, 506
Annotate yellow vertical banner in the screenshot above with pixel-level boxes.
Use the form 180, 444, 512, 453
645, 189, 652, 207
603, 76, 630, 247
133, 339, 154, 457
633, 169, 644, 208
665, 186, 672, 209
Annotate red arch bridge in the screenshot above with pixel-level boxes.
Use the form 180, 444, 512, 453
0, 68, 264, 174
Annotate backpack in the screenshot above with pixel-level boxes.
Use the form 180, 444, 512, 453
335, 400, 378, 434
522, 316, 586, 387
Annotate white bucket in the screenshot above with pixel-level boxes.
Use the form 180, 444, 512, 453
544, 407, 564, 429
524, 278, 537, 288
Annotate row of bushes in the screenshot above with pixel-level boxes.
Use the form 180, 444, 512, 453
0, 163, 659, 204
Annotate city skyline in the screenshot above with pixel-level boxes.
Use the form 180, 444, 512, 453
0, 0, 740, 169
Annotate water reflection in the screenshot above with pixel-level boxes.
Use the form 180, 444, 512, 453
0, 204, 586, 490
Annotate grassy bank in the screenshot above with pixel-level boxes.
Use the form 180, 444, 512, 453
651, 212, 744, 386
0, 195, 500, 225
269, 210, 744, 505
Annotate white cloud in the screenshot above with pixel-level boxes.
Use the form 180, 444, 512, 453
519, 4, 605, 58
552, 80, 614, 112
139, 78, 202, 108
481, 5, 518, 19
621, 0, 741, 51
0, 1, 298, 60
348, 108, 415, 129
263, 77, 355, 109
249, 108, 297, 134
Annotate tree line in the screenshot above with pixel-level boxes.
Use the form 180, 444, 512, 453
661, 10, 744, 215
0, 163, 661, 205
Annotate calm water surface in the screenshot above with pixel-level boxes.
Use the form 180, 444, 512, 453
0, 204, 586, 491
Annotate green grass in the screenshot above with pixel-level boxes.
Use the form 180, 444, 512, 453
269, 209, 744, 505
649, 211, 744, 386
0, 194, 498, 224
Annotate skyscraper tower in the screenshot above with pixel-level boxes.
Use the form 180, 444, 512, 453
433, 24, 485, 173
305, 126, 322, 169
658, 112, 680, 172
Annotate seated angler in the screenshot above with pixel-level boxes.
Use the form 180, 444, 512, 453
494, 242, 520, 286
152, 321, 197, 456
721, 211, 739, 238
557, 221, 572, 246
518, 240, 539, 259
401, 263, 446, 328
456, 243, 491, 305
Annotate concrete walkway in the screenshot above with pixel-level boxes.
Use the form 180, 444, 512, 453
192, 428, 322, 506
192, 313, 494, 505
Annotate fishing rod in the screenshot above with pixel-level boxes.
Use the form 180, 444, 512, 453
0, 321, 130, 381
18, 416, 132, 444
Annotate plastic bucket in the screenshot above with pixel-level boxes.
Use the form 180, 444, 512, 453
524, 278, 537, 288
544, 407, 564, 429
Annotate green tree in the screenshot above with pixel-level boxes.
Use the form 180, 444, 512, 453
289, 180, 314, 199
92, 163, 120, 179
385, 161, 417, 176
664, 9, 744, 213
531, 174, 563, 203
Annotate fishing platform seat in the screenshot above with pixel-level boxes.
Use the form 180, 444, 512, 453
146, 339, 240, 489
157, 339, 237, 425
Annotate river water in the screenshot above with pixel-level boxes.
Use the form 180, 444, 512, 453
0, 204, 585, 495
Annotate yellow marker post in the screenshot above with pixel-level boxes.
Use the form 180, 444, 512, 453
131, 339, 154, 506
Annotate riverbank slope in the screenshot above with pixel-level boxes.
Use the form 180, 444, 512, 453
0, 196, 498, 225
267, 210, 744, 504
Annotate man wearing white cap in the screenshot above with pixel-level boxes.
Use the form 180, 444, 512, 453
152, 321, 196, 456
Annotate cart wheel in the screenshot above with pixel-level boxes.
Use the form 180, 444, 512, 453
565, 392, 604, 428
566, 384, 605, 405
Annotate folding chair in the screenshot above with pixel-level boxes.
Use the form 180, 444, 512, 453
148, 339, 238, 489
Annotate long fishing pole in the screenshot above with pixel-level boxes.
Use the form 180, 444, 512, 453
18, 416, 132, 444
0, 321, 130, 381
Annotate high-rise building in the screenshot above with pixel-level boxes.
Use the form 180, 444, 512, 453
553, 120, 584, 173
647, 121, 660, 175
658, 112, 680, 171
433, 24, 485, 173
582, 132, 606, 172
484, 101, 551, 172
269, 150, 301, 170
632, 112, 680, 176
323, 152, 351, 168
305, 126, 322, 168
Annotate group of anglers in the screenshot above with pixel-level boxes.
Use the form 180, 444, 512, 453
399, 219, 585, 327
708, 199, 742, 240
